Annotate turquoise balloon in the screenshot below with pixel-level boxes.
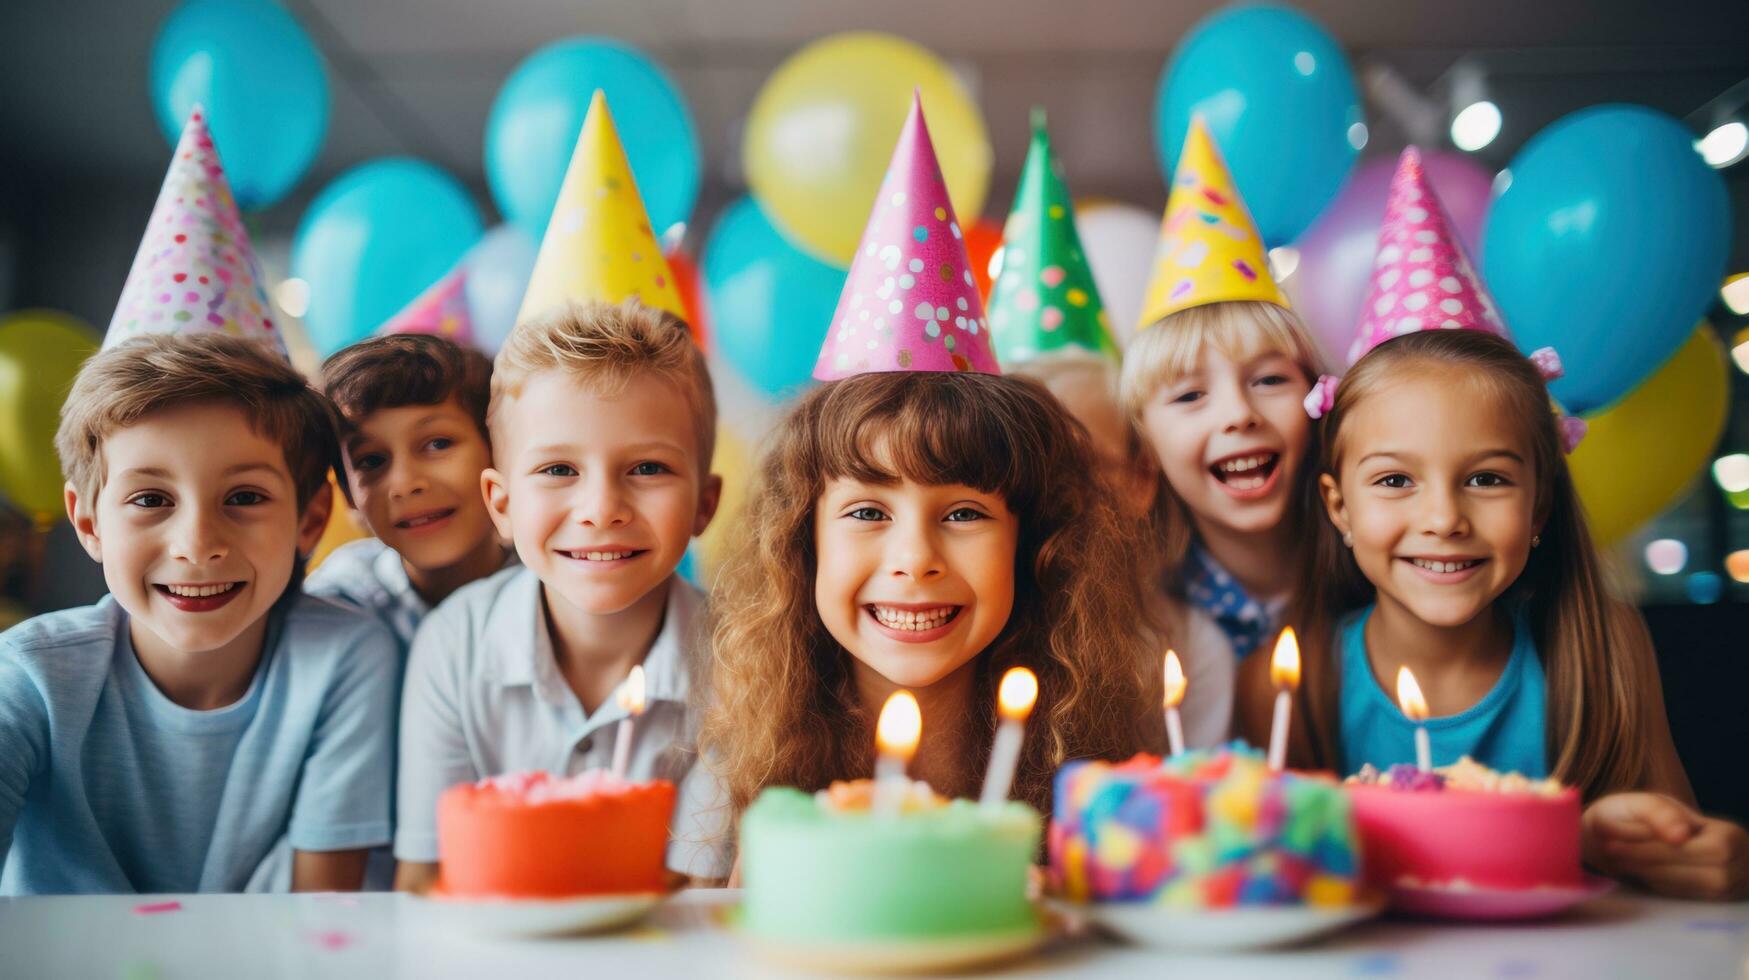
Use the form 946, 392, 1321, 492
151, 0, 328, 209
1483, 105, 1730, 413
703, 197, 846, 400
1155, 4, 1361, 246
486, 38, 700, 240
292, 159, 484, 357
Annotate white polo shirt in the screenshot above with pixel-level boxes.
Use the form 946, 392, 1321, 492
394, 564, 730, 879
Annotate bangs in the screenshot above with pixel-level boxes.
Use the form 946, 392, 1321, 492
810, 373, 1051, 510
1120, 301, 1325, 416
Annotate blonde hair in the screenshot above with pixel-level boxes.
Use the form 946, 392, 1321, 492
490, 300, 716, 465
56, 334, 337, 509
1290, 329, 1652, 800
1118, 301, 1327, 588
701, 372, 1164, 818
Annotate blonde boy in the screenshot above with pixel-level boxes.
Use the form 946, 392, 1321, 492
394, 301, 724, 890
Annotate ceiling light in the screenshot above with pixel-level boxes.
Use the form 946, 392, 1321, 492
1451, 101, 1502, 152
1697, 122, 1748, 169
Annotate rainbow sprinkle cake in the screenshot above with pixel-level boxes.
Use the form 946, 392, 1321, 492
1049, 744, 1360, 907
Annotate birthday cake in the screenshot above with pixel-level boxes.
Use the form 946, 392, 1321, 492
1344, 758, 1581, 891
1049, 745, 1361, 907
436, 770, 675, 898
739, 779, 1042, 945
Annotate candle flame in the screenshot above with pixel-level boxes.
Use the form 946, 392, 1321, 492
997, 667, 1038, 722
1269, 628, 1301, 689
876, 690, 922, 759
1163, 650, 1187, 708
616, 664, 647, 716
1395, 666, 1428, 722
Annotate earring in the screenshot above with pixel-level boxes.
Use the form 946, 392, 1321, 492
1342, 531, 1354, 548
1531, 535, 1541, 548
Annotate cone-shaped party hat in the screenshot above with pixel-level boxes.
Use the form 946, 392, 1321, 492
107, 106, 284, 357
379, 264, 473, 344
987, 110, 1118, 365
813, 91, 999, 379
1345, 146, 1507, 365
1136, 116, 1287, 330
515, 91, 688, 326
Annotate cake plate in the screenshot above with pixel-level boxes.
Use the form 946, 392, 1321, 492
412, 886, 666, 939
1088, 895, 1385, 952
1387, 874, 1615, 921
746, 921, 1049, 974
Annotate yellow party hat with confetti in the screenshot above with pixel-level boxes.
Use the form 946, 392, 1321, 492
1136, 116, 1287, 329
516, 91, 688, 325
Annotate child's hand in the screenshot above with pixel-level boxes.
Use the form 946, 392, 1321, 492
1583, 793, 1749, 901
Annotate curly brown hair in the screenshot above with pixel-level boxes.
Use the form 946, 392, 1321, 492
700, 371, 1166, 821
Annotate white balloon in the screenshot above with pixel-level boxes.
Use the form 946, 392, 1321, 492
1074, 203, 1159, 348
463, 224, 538, 353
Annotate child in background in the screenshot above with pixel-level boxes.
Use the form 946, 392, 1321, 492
0, 335, 397, 894
1119, 117, 1326, 699
393, 301, 724, 891
1249, 150, 1748, 901
701, 98, 1162, 836
309, 334, 512, 652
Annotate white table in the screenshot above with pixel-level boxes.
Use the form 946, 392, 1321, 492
0, 889, 1743, 979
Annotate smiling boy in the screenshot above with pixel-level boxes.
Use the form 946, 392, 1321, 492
0, 335, 398, 894
393, 301, 726, 891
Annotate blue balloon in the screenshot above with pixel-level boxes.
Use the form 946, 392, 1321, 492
486, 38, 700, 240
1155, 4, 1361, 246
462, 224, 539, 355
1484, 105, 1730, 413
292, 159, 484, 357
703, 197, 846, 400
151, 0, 329, 210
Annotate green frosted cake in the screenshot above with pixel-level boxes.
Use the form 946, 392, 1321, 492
740, 780, 1042, 948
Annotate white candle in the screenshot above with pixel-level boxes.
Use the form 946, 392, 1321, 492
1396, 666, 1432, 772
1163, 650, 1187, 757
980, 668, 1038, 812
872, 691, 922, 817
610, 664, 646, 779
1266, 629, 1300, 772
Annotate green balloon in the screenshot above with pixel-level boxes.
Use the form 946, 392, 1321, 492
0, 311, 99, 524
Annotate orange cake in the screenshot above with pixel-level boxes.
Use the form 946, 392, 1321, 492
436, 770, 675, 898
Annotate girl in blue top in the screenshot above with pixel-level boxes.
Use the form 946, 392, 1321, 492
1242, 329, 1746, 901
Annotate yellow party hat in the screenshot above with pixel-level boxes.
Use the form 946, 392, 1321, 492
516, 90, 688, 325
1136, 116, 1287, 330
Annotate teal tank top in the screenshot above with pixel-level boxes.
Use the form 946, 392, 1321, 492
1336, 604, 1547, 778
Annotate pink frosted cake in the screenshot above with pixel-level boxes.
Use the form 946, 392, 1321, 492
1344, 758, 1580, 891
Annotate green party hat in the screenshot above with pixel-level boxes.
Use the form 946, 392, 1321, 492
987, 110, 1118, 364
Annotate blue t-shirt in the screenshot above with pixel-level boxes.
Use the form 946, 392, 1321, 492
0, 594, 399, 895
1337, 604, 1547, 778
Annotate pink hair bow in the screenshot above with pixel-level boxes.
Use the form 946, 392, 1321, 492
1528, 346, 1564, 382
1304, 374, 1340, 420
1558, 414, 1587, 455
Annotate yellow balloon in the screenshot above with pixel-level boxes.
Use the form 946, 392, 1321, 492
744, 32, 992, 265
697, 424, 754, 580
0, 310, 99, 524
1569, 323, 1729, 545
308, 473, 372, 572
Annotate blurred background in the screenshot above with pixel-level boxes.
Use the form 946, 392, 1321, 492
2, 0, 1748, 813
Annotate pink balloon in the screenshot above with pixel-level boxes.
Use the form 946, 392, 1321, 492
1287, 150, 1495, 366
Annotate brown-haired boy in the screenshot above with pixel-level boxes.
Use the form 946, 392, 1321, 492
309, 335, 512, 652
394, 301, 726, 891
0, 334, 397, 894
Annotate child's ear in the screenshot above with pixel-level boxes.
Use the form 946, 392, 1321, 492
65, 482, 102, 563
693, 473, 723, 538
296, 481, 334, 557
481, 467, 514, 540
1319, 472, 1349, 540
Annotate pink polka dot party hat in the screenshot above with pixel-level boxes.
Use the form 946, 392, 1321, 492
813, 91, 999, 379
107, 105, 284, 358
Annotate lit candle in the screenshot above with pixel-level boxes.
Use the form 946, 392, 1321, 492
979, 667, 1039, 813
1396, 666, 1432, 772
610, 664, 646, 779
1163, 650, 1187, 757
1266, 629, 1300, 772
872, 691, 922, 817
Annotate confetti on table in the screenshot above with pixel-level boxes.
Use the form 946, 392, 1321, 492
121, 960, 162, 980
131, 901, 181, 916
306, 929, 355, 951
1351, 952, 1401, 975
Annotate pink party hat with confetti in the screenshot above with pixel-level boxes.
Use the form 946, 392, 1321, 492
379, 264, 474, 344
1346, 147, 1505, 365
107, 106, 284, 357
813, 92, 998, 379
